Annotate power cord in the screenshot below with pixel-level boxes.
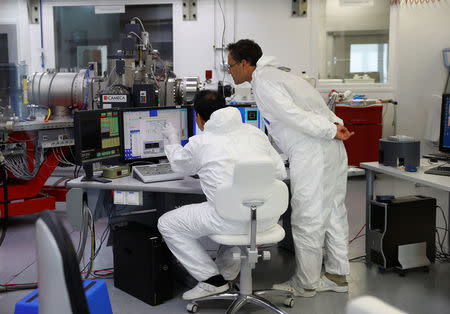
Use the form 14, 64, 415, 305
435, 205, 449, 263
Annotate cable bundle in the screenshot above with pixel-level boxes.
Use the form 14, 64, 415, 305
435, 205, 449, 263
4, 153, 41, 181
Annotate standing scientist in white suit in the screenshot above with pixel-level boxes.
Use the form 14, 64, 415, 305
158, 90, 287, 300
227, 39, 354, 297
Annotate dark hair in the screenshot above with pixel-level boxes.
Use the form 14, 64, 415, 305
227, 39, 262, 66
193, 90, 226, 122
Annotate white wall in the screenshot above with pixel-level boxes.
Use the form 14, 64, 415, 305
235, 0, 312, 75
0, 0, 18, 19
391, 3, 450, 154
325, 0, 390, 32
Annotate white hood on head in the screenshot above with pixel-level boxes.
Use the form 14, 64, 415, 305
256, 56, 280, 69
204, 107, 242, 134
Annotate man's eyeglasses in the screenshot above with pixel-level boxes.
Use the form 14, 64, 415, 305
226, 61, 240, 72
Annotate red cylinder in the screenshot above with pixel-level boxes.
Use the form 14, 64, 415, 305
205, 70, 212, 80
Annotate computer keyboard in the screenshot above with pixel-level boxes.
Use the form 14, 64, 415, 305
423, 153, 450, 161
132, 163, 184, 183
424, 165, 450, 177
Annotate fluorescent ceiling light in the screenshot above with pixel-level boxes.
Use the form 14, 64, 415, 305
95, 6, 125, 14
340, 0, 374, 6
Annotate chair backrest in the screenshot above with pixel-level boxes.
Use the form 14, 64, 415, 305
215, 157, 289, 222
36, 211, 90, 314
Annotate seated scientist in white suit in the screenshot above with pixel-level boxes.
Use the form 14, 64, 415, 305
158, 90, 287, 300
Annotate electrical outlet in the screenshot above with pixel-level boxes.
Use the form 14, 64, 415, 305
114, 191, 125, 205
125, 191, 143, 206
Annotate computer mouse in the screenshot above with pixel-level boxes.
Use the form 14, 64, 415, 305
405, 165, 417, 172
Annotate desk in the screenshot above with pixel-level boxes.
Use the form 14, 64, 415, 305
67, 175, 203, 194
66, 166, 360, 252
66, 175, 205, 231
66, 166, 363, 192
360, 159, 450, 266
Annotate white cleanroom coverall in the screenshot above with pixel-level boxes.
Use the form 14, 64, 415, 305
157, 107, 287, 281
251, 56, 350, 289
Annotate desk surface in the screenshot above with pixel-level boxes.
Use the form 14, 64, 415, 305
67, 175, 203, 194
360, 159, 450, 192
67, 165, 364, 194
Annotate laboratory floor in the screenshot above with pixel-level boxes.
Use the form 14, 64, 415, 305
0, 176, 449, 314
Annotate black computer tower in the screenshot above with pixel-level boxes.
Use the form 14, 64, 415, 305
367, 195, 436, 270
112, 221, 173, 306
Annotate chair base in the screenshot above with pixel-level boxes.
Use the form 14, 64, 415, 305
186, 288, 294, 314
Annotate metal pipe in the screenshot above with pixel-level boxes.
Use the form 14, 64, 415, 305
28, 70, 92, 108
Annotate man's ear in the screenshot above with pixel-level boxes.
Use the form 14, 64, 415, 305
196, 113, 205, 127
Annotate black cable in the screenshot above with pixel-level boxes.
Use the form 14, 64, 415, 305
0, 163, 8, 248
435, 230, 449, 263
0, 283, 38, 293
76, 165, 82, 178
83, 215, 95, 279
349, 255, 366, 263
81, 208, 114, 278
436, 206, 448, 247
217, 0, 227, 98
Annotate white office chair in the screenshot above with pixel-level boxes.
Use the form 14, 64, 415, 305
36, 211, 90, 314
186, 157, 294, 314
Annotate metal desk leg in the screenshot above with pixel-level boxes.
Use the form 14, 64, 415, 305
365, 169, 374, 267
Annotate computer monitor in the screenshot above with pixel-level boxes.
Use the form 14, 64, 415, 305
120, 106, 193, 162
193, 104, 265, 135
439, 94, 450, 153
74, 109, 121, 182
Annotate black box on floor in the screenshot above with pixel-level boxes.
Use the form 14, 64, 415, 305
367, 195, 436, 269
112, 221, 173, 305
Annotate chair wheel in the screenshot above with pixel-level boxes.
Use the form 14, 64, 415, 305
284, 297, 294, 308
187, 303, 198, 313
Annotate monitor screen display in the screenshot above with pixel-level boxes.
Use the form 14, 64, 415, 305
121, 107, 191, 161
439, 94, 450, 153
193, 105, 265, 135
443, 48, 450, 69
74, 109, 121, 164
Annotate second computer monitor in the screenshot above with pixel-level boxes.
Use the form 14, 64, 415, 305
193, 104, 265, 135
74, 109, 121, 182
120, 106, 192, 161
439, 94, 450, 153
